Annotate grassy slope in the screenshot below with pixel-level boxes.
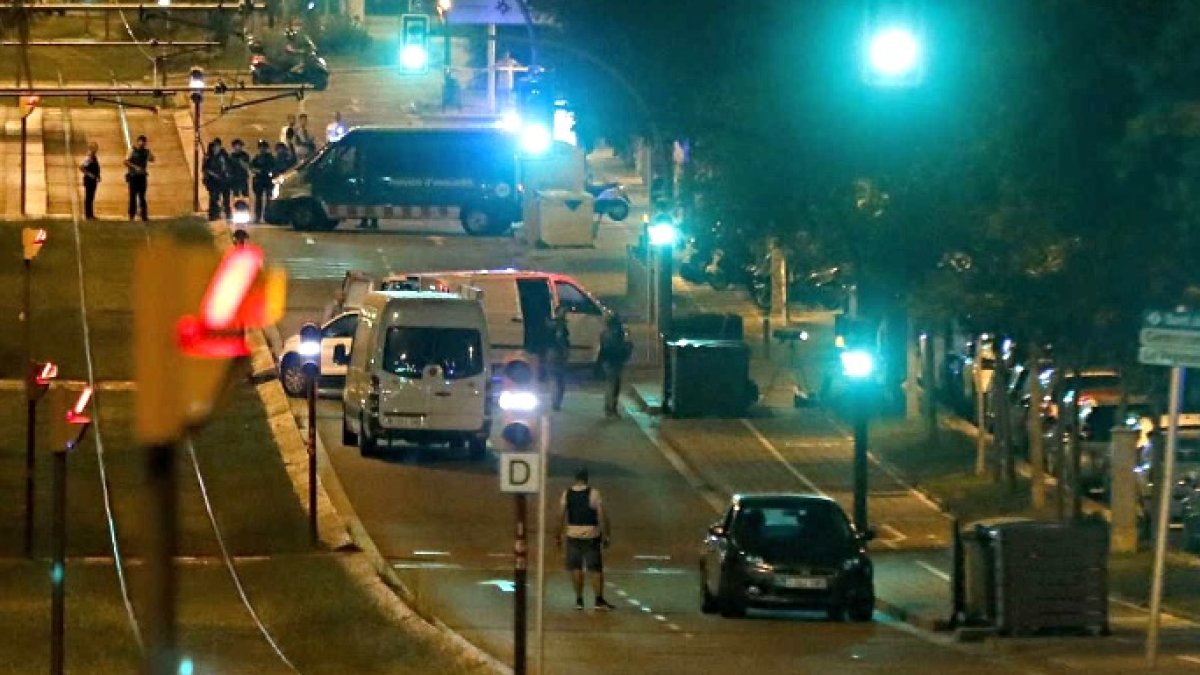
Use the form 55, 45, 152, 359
0, 219, 483, 673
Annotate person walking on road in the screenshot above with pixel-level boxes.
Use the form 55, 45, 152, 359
228, 138, 251, 200
251, 139, 275, 223
545, 306, 570, 411
557, 468, 614, 611
124, 135, 154, 222
280, 113, 296, 151
203, 138, 232, 221
79, 142, 100, 220
293, 113, 317, 162
597, 313, 632, 418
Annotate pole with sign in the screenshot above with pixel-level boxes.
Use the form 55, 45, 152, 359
1138, 309, 1200, 666
500, 451, 539, 675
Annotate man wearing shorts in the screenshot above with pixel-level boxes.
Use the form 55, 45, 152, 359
557, 468, 614, 611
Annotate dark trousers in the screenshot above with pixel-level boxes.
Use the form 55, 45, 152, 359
549, 364, 566, 411
207, 183, 230, 220
603, 363, 623, 414
83, 178, 97, 219
230, 178, 249, 198
253, 181, 271, 222
126, 175, 148, 221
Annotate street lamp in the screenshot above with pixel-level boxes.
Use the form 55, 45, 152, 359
863, 25, 923, 88
298, 322, 320, 543
189, 66, 204, 214
841, 347, 876, 531
519, 121, 552, 156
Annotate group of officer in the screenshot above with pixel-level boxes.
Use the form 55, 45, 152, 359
203, 137, 298, 222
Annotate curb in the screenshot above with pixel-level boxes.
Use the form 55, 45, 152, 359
623, 384, 952, 633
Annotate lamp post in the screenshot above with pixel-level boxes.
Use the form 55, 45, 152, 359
298, 322, 321, 544
648, 213, 678, 411
841, 348, 876, 530
189, 66, 205, 214
25, 361, 56, 557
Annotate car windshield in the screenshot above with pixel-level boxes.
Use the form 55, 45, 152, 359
382, 327, 483, 380
733, 501, 853, 558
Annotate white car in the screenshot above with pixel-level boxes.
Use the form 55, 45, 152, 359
278, 311, 360, 397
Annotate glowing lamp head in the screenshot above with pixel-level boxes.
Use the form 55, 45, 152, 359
499, 109, 522, 132
519, 122, 552, 155
437, 0, 451, 11
36, 362, 58, 385
231, 199, 252, 226
647, 215, 678, 247
66, 386, 94, 426
498, 390, 539, 412
501, 421, 535, 449
841, 349, 875, 379
399, 44, 429, 72
298, 322, 321, 367
867, 27, 921, 82
188, 66, 205, 90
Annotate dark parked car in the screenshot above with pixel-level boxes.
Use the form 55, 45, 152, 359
699, 493, 875, 620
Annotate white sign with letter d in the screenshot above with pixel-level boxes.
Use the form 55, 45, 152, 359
500, 452, 540, 493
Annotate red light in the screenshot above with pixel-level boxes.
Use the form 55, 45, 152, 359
201, 245, 263, 330
175, 315, 250, 358
33, 229, 46, 244
36, 362, 58, 385
66, 386, 93, 425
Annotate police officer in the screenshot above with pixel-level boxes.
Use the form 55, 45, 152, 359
228, 138, 251, 200
557, 468, 614, 611
79, 142, 100, 220
250, 139, 275, 223
597, 313, 632, 418
124, 135, 154, 221
545, 306, 570, 411
203, 138, 231, 221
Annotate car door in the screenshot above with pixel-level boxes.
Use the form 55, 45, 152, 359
517, 277, 553, 354
470, 277, 527, 353
703, 508, 735, 593
553, 278, 605, 364
321, 312, 359, 378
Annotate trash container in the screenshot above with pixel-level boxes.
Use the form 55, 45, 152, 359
523, 190, 595, 247
671, 313, 744, 341
666, 339, 754, 417
960, 518, 1109, 635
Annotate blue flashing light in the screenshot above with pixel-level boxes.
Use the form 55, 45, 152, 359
841, 349, 875, 379
400, 44, 429, 72
519, 122, 552, 155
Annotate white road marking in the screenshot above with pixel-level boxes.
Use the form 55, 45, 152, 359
479, 580, 516, 593
627, 598, 642, 607
486, 552, 510, 558
392, 562, 463, 570
666, 623, 682, 631
741, 419, 827, 497
304, 236, 315, 245
916, 561, 952, 582
1177, 655, 1200, 666
653, 614, 667, 622
640, 606, 652, 613
615, 589, 628, 597
878, 524, 907, 549
412, 550, 450, 556
640, 567, 687, 575
633, 554, 672, 561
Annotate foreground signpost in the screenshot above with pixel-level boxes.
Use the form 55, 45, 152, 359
1139, 308, 1200, 666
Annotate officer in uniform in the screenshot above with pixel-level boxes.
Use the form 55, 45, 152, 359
124, 135, 155, 221
250, 139, 276, 223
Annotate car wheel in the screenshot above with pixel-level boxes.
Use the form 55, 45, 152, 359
460, 207, 496, 236
468, 436, 487, 460
608, 200, 630, 222
342, 416, 358, 446
826, 601, 845, 622
700, 573, 719, 615
291, 200, 327, 232
359, 413, 379, 457
848, 596, 874, 622
279, 357, 307, 397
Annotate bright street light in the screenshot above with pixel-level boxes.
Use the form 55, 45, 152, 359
840, 349, 875, 379
648, 214, 678, 247
399, 44, 429, 72
187, 66, 205, 90
519, 122, 552, 155
868, 27, 919, 77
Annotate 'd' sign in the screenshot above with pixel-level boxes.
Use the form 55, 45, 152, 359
500, 452, 540, 493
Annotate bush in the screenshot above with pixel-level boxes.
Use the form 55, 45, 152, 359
316, 15, 372, 54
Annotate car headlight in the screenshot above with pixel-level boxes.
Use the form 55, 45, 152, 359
271, 182, 281, 200
743, 554, 772, 573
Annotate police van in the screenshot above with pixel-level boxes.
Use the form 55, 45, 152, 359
267, 126, 522, 235
337, 290, 491, 459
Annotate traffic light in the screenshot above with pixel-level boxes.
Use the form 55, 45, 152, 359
134, 239, 286, 445
298, 322, 320, 375
20, 95, 39, 118
26, 361, 57, 401
399, 14, 430, 73
22, 227, 46, 261
494, 358, 541, 452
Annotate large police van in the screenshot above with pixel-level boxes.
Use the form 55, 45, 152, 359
266, 126, 522, 235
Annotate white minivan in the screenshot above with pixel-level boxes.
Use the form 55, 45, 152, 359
380, 270, 610, 367
338, 290, 491, 459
